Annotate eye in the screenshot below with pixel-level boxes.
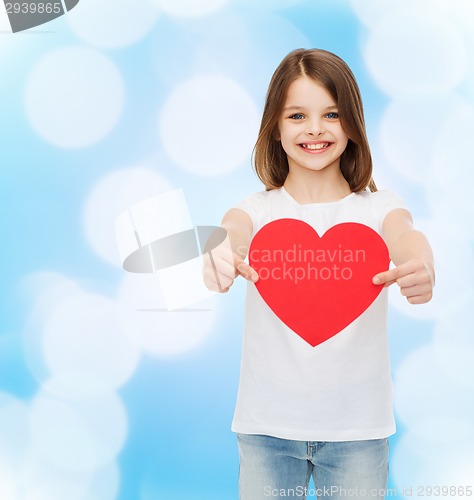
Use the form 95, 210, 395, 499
289, 113, 305, 120
325, 112, 339, 119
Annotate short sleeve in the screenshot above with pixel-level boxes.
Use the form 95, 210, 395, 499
372, 189, 408, 230
233, 191, 268, 227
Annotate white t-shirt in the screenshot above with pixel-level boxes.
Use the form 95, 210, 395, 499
231, 186, 406, 442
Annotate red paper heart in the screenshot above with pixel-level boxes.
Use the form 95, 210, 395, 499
248, 219, 389, 347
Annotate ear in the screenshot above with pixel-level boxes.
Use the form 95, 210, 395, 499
273, 128, 281, 141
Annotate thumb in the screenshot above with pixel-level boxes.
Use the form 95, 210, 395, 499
235, 259, 259, 282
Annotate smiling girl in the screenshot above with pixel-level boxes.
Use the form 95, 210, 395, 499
204, 49, 434, 500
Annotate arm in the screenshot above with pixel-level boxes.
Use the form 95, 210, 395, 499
372, 208, 435, 304
203, 208, 258, 293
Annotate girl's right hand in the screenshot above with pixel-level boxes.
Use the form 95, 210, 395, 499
203, 208, 256, 293
203, 246, 258, 293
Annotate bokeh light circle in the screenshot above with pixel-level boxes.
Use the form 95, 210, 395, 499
364, 5, 467, 99
159, 75, 259, 176
42, 292, 140, 389
433, 295, 474, 350
433, 102, 474, 198
21, 272, 84, 383
68, 0, 159, 49
117, 273, 218, 356
379, 94, 464, 184
0, 392, 30, 468
30, 377, 128, 472
83, 166, 173, 267
350, 0, 437, 29
434, 297, 474, 389
235, 0, 305, 9
0, 456, 18, 499
25, 46, 124, 148
22, 412, 120, 500
388, 216, 474, 320
393, 345, 474, 429
153, 0, 229, 18
151, 11, 252, 89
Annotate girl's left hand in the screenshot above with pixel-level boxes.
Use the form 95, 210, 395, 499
372, 259, 434, 304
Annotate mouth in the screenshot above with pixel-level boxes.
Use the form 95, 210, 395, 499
299, 142, 333, 152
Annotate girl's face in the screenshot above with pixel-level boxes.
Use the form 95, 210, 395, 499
277, 76, 349, 177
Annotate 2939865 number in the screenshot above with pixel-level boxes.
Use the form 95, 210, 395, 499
5, 3, 62, 14
418, 486, 473, 496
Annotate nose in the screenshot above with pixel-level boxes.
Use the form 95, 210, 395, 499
306, 118, 324, 136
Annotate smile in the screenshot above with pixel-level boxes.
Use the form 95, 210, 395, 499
299, 142, 333, 152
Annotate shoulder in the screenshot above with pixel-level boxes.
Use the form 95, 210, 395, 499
234, 188, 282, 213
355, 188, 404, 203
237, 189, 280, 203
354, 189, 406, 211
352, 189, 408, 233
233, 188, 285, 232
237, 190, 269, 204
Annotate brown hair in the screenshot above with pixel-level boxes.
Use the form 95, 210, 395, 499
253, 48, 376, 192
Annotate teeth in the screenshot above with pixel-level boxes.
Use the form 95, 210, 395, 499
302, 143, 329, 150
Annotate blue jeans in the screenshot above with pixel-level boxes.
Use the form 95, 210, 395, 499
236, 433, 389, 500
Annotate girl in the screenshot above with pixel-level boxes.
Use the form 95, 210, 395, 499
204, 49, 434, 499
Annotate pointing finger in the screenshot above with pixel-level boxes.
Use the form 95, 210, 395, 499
236, 261, 259, 282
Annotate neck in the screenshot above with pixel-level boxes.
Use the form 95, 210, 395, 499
283, 168, 352, 204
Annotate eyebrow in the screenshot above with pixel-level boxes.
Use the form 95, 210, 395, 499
283, 105, 338, 112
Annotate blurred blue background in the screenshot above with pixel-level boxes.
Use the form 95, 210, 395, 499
1, 0, 474, 498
